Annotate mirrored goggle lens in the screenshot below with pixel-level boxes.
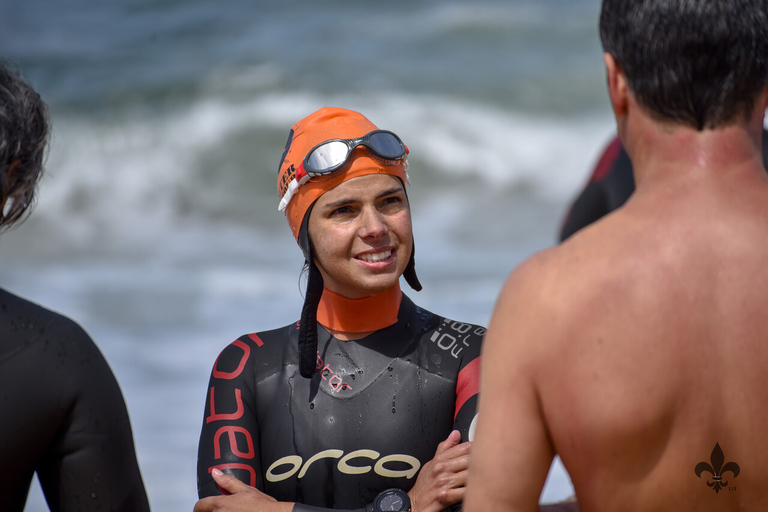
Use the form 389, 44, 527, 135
305, 141, 350, 175
367, 131, 405, 159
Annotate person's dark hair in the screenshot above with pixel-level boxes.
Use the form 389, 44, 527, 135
600, 0, 768, 130
0, 61, 50, 229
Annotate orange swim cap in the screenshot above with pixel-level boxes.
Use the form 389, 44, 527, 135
276, 107, 410, 241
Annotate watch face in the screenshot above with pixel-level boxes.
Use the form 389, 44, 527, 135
378, 493, 405, 511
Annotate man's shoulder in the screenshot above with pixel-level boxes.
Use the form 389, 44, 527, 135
492, 248, 575, 349
494, 233, 638, 343
502, 237, 618, 297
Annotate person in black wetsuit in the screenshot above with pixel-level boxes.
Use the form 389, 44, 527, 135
558, 129, 768, 241
0, 62, 150, 512
195, 107, 484, 512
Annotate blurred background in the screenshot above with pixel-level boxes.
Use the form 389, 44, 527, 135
0, 0, 615, 509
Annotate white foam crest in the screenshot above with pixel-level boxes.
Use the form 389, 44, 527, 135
33, 89, 613, 248
358, 1, 596, 40
319, 94, 615, 200
420, 1, 587, 33
217, 90, 615, 200
36, 96, 305, 244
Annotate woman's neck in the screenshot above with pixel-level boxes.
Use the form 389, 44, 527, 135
316, 283, 402, 341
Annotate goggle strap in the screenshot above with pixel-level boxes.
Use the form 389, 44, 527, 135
278, 179, 298, 211
278, 165, 312, 212
296, 164, 310, 184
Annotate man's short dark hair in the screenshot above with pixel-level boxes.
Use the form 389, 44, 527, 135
600, 0, 768, 130
0, 62, 50, 229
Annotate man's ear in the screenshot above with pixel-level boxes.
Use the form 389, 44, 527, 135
604, 53, 629, 118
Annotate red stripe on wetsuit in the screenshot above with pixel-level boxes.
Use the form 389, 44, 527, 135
205, 333, 263, 487
454, 356, 481, 420
590, 136, 622, 182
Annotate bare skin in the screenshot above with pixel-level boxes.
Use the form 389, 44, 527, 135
464, 54, 768, 512
408, 430, 472, 512
193, 470, 293, 512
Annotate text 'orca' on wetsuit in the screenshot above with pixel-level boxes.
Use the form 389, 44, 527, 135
197, 294, 483, 511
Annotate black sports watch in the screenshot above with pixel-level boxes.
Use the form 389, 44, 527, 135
370, 488, 411, 511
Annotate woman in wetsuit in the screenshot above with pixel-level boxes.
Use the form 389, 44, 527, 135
195, 107, 484, 512
0, 63, 150, 511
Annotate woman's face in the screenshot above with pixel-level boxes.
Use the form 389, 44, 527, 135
308, 174, 413, 299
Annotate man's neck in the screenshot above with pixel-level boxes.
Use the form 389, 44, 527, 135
622, 108, 766, 190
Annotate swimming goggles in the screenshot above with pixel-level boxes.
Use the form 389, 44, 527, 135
302, 130, 408, 176
278, 130, 408, 211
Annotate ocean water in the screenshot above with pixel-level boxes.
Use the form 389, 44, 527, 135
0, 0, 616, 510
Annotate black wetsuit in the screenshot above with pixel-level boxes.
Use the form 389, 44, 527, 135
559, 130, 768, 241
197, 294, 483, 511
0, 288, 150, 512
558, 137, 633, 242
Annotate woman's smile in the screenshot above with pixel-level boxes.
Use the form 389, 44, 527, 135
355, 248, 394, 265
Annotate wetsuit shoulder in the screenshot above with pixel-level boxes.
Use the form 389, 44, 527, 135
559, 136, 635, 241
0, 288, 149, 512
404, 299, 484, 441
402, 297, 484, 370
210, 322, 299, 385
0, 288, 85, 355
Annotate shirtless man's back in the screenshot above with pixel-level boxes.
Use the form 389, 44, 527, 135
465, 1, 768, 511
538, 145, 768, 510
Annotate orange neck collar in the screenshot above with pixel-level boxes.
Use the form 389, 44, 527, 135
316, 283, 402, 334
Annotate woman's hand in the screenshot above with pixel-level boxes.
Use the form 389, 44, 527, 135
407, 430, 471, 512
193, 468, 294, 512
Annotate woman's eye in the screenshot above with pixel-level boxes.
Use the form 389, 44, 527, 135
381, 196, 403, 209
331, 206, 352, 216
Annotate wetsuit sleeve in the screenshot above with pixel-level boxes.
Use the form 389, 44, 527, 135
198, 335, 264, 498
453, 353, 481, 442
35, 316, 150, 512
559, 137, 622, 242
447, 322, 485, 443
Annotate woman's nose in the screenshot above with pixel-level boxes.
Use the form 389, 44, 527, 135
358, 207, 388, 239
